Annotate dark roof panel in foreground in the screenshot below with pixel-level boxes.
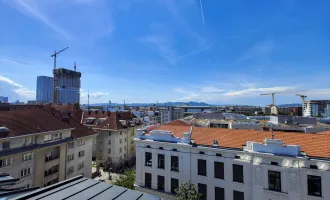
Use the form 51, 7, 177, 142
11, 175, 160, 200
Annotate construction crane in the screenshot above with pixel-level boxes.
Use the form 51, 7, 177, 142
261, 92, 278, 106
296, 94, 307, 105
50, 47, 69, 70
51, 47, 69, 103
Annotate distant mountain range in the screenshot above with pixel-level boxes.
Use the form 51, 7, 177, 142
90, 101, 211, 107
88, 102, 302, 107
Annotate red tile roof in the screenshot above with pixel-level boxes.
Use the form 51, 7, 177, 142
81, 110, 139, 130
0, 105, 70, 138
165, 120, 190, 126
156, 125, 330, 158
39, 105, 96, 139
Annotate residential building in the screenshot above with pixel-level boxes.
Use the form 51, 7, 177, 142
303, 100, 330, 117
158, 106, 184, 124
0, 96, 8, 103
278, 106, 302, 116
0, 175, 161, 200
53, 68, 81, 104
36, 76, 53, 103
135, 125, 330, 200
80, 110, 142, 172
0, 104, 96, 188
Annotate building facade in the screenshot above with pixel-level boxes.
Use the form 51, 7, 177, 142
0, 96, 8, 103
0, 104, 96, 188
80, 110, 142, 172
36, 76, 53, 103
135, 125, 330, 200
53, 68, 81, 104
303, 100, 330, 117
158, 106, 184, 124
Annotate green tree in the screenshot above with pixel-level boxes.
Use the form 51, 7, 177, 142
175, 181, 202, 200
113, 169, 135, 190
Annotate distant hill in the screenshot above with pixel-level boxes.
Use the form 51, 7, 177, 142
277, 103, 302, 107
89, 101, 211, 107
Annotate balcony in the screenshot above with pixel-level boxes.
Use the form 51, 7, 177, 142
44, 171, 59, 184
45, 157, 59, 169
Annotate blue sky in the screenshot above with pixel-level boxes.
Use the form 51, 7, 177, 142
0, 0, 329, 105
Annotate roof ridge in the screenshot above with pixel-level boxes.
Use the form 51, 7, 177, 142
38, 106, 74, 129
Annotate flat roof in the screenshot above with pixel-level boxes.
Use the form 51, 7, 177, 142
11, 175, 160, 200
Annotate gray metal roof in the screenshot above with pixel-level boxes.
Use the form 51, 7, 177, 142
10, 175, 160, 200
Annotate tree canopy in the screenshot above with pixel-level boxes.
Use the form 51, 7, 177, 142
113, 169, 135, 190
176, 181, 202, 200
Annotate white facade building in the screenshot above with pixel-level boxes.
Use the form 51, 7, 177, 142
135, 125, 330, 200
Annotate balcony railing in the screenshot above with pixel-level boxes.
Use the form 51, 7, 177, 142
45, 156, 59, 162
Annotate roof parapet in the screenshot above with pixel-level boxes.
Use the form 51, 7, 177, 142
136, 128, 190, 144
244, 138, 301, 156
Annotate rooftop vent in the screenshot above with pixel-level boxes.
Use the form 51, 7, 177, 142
212, 140, 218, 146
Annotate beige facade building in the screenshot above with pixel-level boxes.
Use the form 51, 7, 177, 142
0, 104, 96, 188
80, 110, 142, 171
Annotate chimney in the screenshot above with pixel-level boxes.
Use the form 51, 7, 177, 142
183, 132, 191, 143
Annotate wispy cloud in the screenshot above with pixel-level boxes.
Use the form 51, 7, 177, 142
199, 0, 205, 24
80, 89, 109, 104
223, 86, 295, 97
7, 0, 71, 39
0, 74, 35, 98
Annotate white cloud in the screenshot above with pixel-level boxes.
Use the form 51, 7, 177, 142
200, 86, 224, 93
7, 0, 71, 39
80, 89, 109, 103
223, 86, 295, 97
0, 75, 35, 99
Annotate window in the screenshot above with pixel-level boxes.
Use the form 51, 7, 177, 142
108, 148, 111, 154
271, 161, 278, 166
308, 175, 322, 197
233, 164, 244, 183
53, 133, 61, 140
44, 152, 52, 162
157, 175, 165, 191
21, 168, 31, 177
171, 156, 179, 171
67, 142, 74, 149
310, 165, 318, 169
146, 145, 151, 148
159, 147, 163, 150
124, 138, 126, 142
120, 131, 122, 135
79, 139, 84, 146
158, 154, 165, 169
171, 178, 179, 194
78, 162, 84, 169
68, 166, 74, 174
172, 148, 177, 151
145, 173, 151, 188
124, 153, 126, 158
199, 151, 205, 154
44, 134, 52, 141
0, 158, 12, 167
109, 140, 111, 145
22, 152, 33, 161
24, 137, 32, 146
120, 139, 122, 144
145, 152, 152, 166
233, 190, 244, 200
119, 148, 122, 153
78, 151, 85, 157
215, 187, 225, 200
2, 141, 10, 149
109, 132, 111, 136
198, 159, 207, 176
108, 157, 112, 163
268, 170, 281, 191
67, 154, 74, 161
216, 153, 222, 157
214, 161, 224, 179
198, 183, 207, 200
235, 155, 241, 159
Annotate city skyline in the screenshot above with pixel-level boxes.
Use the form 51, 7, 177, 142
0, 0, 329, 105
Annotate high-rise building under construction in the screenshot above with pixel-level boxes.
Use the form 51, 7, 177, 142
53, 68, 81, 104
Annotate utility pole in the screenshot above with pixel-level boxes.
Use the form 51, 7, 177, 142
51, 47, 69, 103
88, 91, 90, 111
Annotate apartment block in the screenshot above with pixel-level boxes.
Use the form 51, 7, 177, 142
135, 125, 330, 200
0, 104, 96, 188
36, 76, 53, 103
303, 100, 330, 117
158, 106, 184, 124
80, 110, 142, 172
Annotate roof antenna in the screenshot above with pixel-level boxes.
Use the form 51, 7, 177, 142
88, 91, 90, 111
74, 61, 76, 71
271, 124, 275, 139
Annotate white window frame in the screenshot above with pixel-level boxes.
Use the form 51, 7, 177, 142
44, 134, 52, 142
22, 152, 33, 162
24, 137, 32, 146
21, 167, 31, 177
53, 133, 61, 140
78, 162, 84, 169
78, 151, 85, 157
79, 139, 84, 146
67, 154, 74, 161
0, 158, 12, 167
67, 142, 74, 149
